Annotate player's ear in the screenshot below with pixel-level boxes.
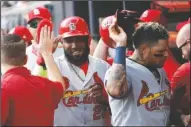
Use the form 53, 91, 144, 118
139, 44, 150, 59
139, 44, 147, 54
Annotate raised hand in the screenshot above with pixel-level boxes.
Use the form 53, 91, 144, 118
38, 25, 54, 56
108, 17, 127, 47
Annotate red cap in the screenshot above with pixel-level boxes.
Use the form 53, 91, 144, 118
27, 7, 51, 23
176, 18, 190, 32
9, 26, 33, 45
140, 9, 167, 27
59, 16, 90, 38
140, 9, 161, 22
59, 16, 91, 46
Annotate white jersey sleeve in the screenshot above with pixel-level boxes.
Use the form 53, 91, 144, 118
104, 66, 132, 98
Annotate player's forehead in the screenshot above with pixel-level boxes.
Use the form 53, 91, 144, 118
63, 36, 88, 42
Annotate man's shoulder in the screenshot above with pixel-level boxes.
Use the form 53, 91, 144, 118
176, 62, 190, 74
180, 62, 190, 70
125, 58, 142, 70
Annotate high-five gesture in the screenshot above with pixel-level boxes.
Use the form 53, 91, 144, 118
39, 25, 54, 56
38, 25, 66, 91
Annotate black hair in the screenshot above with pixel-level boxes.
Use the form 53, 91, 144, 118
132, 22, 169, 49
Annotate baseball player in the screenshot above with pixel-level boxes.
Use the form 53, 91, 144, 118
140, 9, 181, 81
170, 23, 190, 126
25, 7, 61, 73
104, 18, 170, 126
96, 9, 180, 82
1, 26, 66, 126
33, 16, 111, 126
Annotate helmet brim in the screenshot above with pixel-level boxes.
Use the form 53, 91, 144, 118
61, 31, 89, 38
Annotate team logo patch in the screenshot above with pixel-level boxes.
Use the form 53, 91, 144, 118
33, 9, 40, 15
142, 11, 148, 18
137, 80, 170, 111
69, 23, 76, 31
102, 19, 112, 29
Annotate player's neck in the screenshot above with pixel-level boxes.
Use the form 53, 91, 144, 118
70, 59, 88, 67
129, 50, 146, 66
1, 64, 23, 75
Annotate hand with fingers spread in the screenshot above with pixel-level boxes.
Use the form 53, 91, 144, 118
108, 17, 127, 47
38, 25, 54, 56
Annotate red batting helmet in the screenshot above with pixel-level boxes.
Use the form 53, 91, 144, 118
27, 7, 52, 23
140, 9, 167, 28
9, 26, 33, 45
99, 15, 115, 48
59, 16, 91, 44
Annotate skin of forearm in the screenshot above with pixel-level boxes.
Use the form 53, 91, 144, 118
106, 64, 128, 97
93, 39, 109, 61
42, 53, 65, 91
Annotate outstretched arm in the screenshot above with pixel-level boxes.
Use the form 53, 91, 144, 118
105, 18, 129, 98
39, 25, 65, 91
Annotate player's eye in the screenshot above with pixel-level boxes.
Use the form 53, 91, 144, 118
153, 54, 164, 57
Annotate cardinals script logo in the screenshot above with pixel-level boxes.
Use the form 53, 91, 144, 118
137, 80, 170, 111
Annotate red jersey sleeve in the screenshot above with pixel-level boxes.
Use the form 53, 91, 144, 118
1, 88, 10, 125
47, 80, 64, 109
170, 63, 190, 93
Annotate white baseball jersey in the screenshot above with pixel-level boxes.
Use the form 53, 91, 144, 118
104, 58, 170, 126
25, 45, 63, 72
54, 55, 110, 126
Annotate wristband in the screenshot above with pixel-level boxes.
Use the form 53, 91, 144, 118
114, 47, 126, 65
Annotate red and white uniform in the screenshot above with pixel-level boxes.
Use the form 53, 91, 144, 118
54, 54, 110, 126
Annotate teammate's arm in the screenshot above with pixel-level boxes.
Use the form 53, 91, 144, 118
93, 38, 109, 61
39, 25, 65, 91
105, 18, 128, 98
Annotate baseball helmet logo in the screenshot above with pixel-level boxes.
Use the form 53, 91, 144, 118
33, 9, 40, 15
102, 19, 112, 29
69, 23, 77, 31
141, 11, 148, 18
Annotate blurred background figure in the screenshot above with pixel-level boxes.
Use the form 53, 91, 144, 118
170, 23, 190, 126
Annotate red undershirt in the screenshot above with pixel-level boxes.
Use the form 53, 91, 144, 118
79, 61, 89, 76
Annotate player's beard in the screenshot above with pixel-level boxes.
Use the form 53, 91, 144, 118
64, 43, 90, 66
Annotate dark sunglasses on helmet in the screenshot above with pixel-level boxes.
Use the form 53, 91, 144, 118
28, 21, 38, 29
